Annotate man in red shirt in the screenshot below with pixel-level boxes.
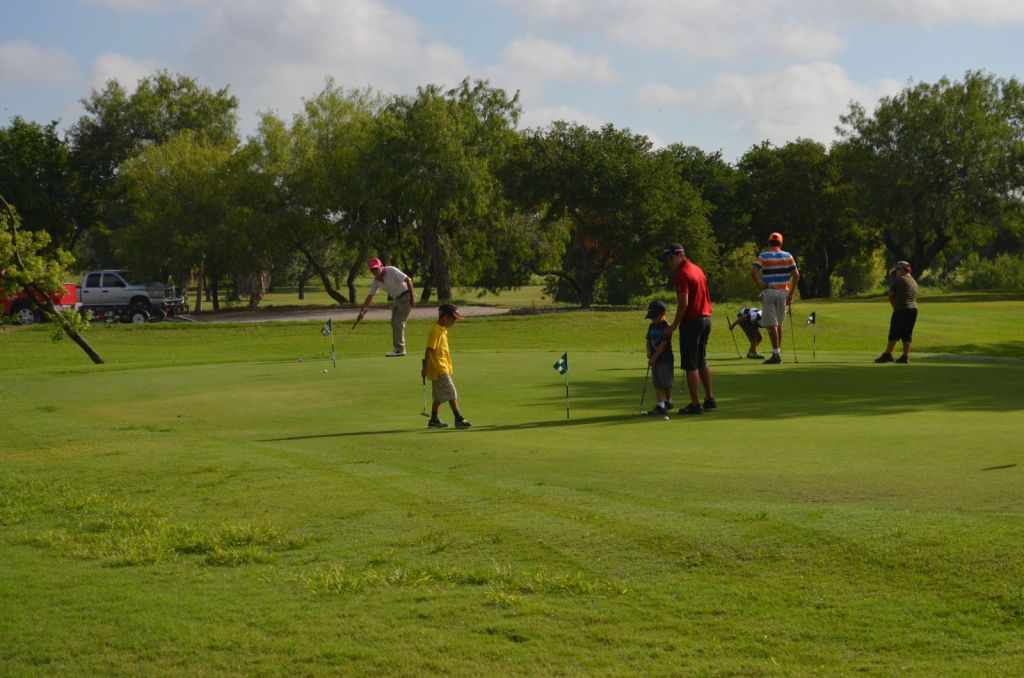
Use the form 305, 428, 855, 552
662, 243, 716, 415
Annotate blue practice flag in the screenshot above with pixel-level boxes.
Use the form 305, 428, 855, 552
553, 352, 568, 375
806, 311, 816, 325
321, 318, 333, 336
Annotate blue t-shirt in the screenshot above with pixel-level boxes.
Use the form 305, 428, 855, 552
646, 320, 674, 364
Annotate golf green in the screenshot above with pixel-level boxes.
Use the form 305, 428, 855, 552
1, 298, 1022, 675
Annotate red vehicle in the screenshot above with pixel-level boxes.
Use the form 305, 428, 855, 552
0, 277, 78, 325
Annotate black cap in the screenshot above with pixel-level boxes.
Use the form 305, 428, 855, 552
661, 243, 684, 259
645, 299, 667, 319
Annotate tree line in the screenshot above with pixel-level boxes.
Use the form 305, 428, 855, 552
2, 69, 1023, 310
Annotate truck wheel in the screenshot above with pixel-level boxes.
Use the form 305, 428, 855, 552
11, 303, 38, 325
130, 309, 150, 324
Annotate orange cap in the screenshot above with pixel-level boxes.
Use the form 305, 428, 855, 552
768, 232, 783, 245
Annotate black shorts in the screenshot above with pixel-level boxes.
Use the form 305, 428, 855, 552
888, 307, 918, 342
678, 316, 711, 372
740, 318, 762, 343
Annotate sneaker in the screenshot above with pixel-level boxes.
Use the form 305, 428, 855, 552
763, 354, 782, 365
895, 355, 910, 364
678, 403, 704, 415
746, 352, 764, 359
455, 419, 473, 429
428, 419, 449, 429
386, 350, 407, 357
874, 353, 894, 363
702, 397, 717, 410
645, 405, 668, 416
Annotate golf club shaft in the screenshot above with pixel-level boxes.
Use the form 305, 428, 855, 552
639, 364, 650, 413
727, 319, 742, 358
788, 305, 799, 363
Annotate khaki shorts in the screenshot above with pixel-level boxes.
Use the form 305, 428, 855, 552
431, 373, 458, 403
760, 288, 787, 327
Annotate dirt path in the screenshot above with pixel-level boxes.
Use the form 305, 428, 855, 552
187, 305, 510, 324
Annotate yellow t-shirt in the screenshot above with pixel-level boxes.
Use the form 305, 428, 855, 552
425, 323, 452, 380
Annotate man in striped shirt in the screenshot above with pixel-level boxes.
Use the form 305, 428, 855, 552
750, 232, 800, 364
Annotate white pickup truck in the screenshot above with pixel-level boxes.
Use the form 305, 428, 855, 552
79, 270, 189, 323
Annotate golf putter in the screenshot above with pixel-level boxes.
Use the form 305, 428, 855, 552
637, 364, 651, 415
727, 318, 742, 358
420, 376, 430, 417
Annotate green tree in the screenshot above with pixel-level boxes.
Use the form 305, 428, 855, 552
115, 132, 235, 312
375, 79, 522, 300
738, 139, 867, 298
283, 83, 386, 304
838, 70, 1024, 273
0, 117, 89, 250
663, 145, 748, 250
69, 70, 239, 265
508, 122, 713, 308
1, 196, 102, 363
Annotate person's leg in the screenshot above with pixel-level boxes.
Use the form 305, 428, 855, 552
685, 369, 701, 406
390, 294, 412, 353
877, 311, 900, 361
901, 341, 912, 358
699, 365, 713, 400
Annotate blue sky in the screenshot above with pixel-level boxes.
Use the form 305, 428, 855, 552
2, 0, 1021, 160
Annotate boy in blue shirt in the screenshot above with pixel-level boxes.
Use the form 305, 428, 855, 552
644, 300, 674, 415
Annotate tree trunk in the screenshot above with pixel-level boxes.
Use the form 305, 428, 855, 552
210, 274, 220, 311
346, 258, 364, 304
299, 245, 350, 305
423, 217, 452, 300
194, 260, 204, 313
297, 265, 311, 300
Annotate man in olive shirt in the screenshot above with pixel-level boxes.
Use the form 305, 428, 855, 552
875, 261, 918, 364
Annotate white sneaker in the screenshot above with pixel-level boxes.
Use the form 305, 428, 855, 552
385, 350, 406, 357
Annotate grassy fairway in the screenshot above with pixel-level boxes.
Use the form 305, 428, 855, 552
2, 294, 1023, 675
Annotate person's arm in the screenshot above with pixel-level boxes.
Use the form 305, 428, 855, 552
751, 266, 765, 292
649, 339, 668, 365
787, 262, 800, 305
422, 348, 433, 379
888, 285, 896, 308
665, 288, 688, 338
404, 277, 416, 308
728, 316, 741, 330
356, 292, 375, 321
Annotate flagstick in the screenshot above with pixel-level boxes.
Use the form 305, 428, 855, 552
331, 330, 337, 369
564, 361, 570, 420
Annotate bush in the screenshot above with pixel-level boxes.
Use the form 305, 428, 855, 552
833, 248, 887, 296
957, 252, 1024, 290
710, 242, 759, 302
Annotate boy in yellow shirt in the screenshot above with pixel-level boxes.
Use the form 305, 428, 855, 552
421, 303, 472, 429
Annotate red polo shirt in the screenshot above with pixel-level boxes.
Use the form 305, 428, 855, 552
674, 258, 712, 319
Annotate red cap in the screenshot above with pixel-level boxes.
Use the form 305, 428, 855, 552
367, 257, 383, 270
768, 232, 783, 245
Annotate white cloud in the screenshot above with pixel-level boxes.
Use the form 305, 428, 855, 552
821, 0, 1024, 24
183, 0, 470, 128
497, 0, 846, 61
0, 41, 79, 90
497, 36, 618, 85
519, 104, 606, 132
89, 52, 161, 92
498, 0, 1024, 62
635, 62, 902, 148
